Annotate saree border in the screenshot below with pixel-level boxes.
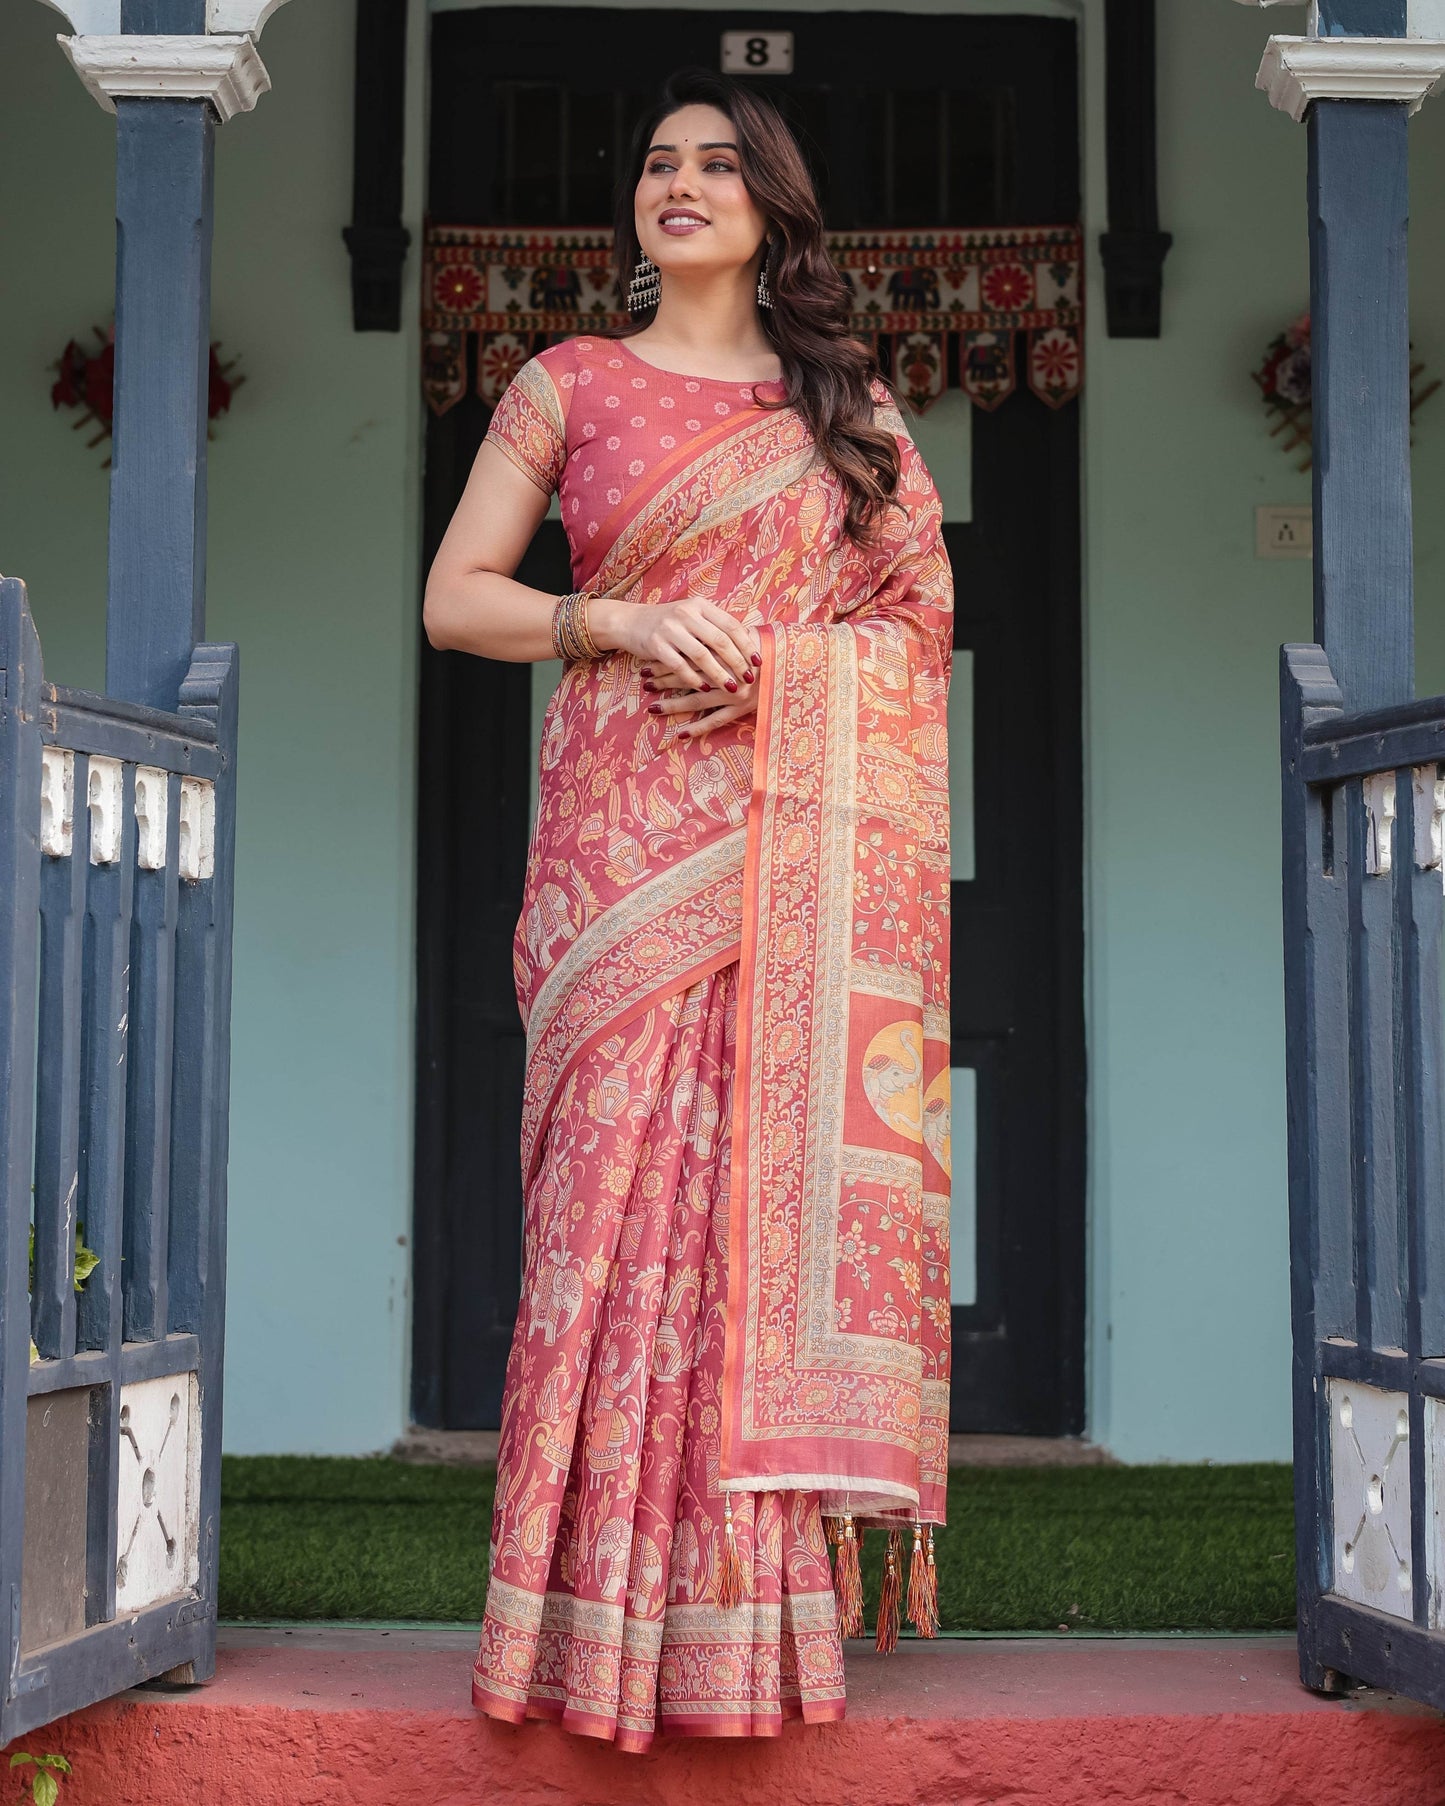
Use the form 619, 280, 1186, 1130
519, 825, 747, 1188
722, 622, 924, 1512
587, 410, 818, 597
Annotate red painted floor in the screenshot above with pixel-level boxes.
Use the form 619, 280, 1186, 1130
11, 1629, 1445, 1806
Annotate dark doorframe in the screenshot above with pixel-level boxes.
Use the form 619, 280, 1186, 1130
411, 8, 1084, 1436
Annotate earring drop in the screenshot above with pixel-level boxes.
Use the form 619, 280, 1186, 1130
628, 253, 661, 314
756, 253, 774, 311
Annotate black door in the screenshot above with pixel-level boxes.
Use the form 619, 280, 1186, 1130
413, 9, 1084, 1436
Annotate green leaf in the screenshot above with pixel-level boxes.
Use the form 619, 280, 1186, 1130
33, 1769, 58, 1806
36, 1757, 71, 1774
10, 1753, 35, 1770
71, 1226, 99, 1294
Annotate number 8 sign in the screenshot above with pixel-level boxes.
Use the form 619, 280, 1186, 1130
719, 30, 795, 73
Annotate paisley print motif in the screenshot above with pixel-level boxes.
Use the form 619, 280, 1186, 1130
473, 336, 951, 1746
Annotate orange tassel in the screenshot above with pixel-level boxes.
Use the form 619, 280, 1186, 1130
874, 1528, 901, 1653
906, 1519, 939, 1638
833, 1513, 864, 1638
717, 1493, 747, 1610
823, 1514, 841, 1550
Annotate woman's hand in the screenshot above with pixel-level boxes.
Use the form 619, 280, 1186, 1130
643, 664, 761, 741
600, 596, 761, 694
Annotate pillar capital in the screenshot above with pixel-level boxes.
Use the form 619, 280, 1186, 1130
56, 32, 269, 120
1257, 34, 1445, 118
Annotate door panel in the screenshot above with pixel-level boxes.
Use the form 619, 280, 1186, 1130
414, 8, 1084, 1436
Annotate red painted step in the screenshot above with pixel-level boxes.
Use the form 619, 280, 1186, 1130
8, 1628, 1445, 1805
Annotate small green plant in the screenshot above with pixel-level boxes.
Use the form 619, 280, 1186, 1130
26, 1222, 100, 1364
9, 1752, 71, 1806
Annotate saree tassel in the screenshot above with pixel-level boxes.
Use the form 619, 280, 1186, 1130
832, 1513, 864, 1638
906, 1519, 939, 1638
717, 1493, 747, 1611
874, 1528, 902, 1654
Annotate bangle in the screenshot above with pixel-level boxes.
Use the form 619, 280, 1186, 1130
551, 591, 602, 663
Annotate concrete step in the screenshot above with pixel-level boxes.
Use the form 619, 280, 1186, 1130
9, 1627, 1445, 1805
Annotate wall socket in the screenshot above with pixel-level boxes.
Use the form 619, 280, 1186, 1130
1256, 505, 1312, 560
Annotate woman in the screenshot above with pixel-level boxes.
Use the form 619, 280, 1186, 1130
423, 68, 953, 1751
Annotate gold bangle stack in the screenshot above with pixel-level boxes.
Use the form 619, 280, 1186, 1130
551, 591, 602, 663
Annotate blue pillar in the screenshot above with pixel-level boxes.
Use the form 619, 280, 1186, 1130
105, 0, 215, 710
1307, 98, 1413, 710
1317, 0, 1407, 33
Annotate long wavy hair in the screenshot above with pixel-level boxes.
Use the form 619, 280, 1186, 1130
613, 68, 900, 544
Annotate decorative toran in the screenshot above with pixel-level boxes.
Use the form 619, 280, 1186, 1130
422, 223, 1084, 416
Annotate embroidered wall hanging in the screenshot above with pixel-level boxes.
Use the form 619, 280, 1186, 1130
422, 224, 1083, 416
51, 323, 243, 467
1252, 309, 1438, 473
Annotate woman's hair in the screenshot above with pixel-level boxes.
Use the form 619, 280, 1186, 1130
613, 67, 900, 544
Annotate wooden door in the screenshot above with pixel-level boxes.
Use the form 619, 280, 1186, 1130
413, 9, 1084, 1436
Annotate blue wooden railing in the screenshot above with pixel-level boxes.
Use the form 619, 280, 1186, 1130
0, 575, 239, 1740
1282, 641, 1445, 1704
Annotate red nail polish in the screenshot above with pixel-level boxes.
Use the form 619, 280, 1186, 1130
641, 667, 653, 677
642, 680, 656, 692
725, 680, 738, 693
751, 653, 763, 667
648, 702, 661, 714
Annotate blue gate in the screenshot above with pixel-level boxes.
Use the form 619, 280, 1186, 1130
1281, 649, 1445, 1702
0, 577, 239, 1740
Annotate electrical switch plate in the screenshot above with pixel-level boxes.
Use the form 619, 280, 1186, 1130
1256, 504, 1312, 560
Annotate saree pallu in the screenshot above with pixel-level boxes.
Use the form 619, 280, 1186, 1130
471, 337, 952, 1746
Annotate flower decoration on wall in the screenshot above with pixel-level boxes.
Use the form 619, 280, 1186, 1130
50, 324, 245, 466
1254, 310, 1438, 471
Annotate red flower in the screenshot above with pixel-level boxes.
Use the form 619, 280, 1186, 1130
207, 347, 233, 420
50, 341, 86, 410
981, 261, 1033, 312
434, 265, 483, 313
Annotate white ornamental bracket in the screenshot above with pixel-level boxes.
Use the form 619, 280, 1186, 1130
1232, 0, 1445, 29
38, 0, 293, 120
1231, 0, 1445, 119
1257, 36, 1445, 118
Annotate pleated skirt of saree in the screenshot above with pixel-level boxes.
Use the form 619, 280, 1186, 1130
472, 961, 847, 1750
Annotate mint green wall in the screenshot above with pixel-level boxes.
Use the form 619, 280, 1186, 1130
1085, 7, 1445, 1462
3, 0, 1443, 1460
0, 0, 425, 1455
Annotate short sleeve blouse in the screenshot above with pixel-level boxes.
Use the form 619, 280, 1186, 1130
484, 338, 791, 586
485, 354, 568, 496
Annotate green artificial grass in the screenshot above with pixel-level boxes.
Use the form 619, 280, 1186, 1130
219, 1457, 1296, 1633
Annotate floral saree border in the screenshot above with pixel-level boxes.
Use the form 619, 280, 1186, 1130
721, 612, 951, 1523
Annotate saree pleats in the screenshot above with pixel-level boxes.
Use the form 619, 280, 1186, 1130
473, 963, 845, 1749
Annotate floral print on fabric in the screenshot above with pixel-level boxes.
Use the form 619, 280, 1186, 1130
474, 333, 951, 1742
473, 965, 845, 1748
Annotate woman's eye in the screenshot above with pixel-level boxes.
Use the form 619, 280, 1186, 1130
705, 161, 736, 174
647, 159, 676, 175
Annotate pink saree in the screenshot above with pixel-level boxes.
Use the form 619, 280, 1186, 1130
472, 335, 953, 1750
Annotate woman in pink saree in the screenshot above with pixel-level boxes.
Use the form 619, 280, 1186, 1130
423, 70, 952, 1752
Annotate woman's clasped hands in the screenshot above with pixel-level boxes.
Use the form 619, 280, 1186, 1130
617, 596, 763, 742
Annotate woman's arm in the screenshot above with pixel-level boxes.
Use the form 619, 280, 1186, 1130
422, 439, 578, 662
422, 438, 760, 697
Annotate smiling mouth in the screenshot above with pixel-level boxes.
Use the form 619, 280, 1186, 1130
658, 210, 710, 232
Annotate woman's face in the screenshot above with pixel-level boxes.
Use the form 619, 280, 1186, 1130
634, 103, 769, 282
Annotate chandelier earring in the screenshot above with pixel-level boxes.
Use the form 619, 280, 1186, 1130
627, 252, 661, 314
756, 241, 775, 311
